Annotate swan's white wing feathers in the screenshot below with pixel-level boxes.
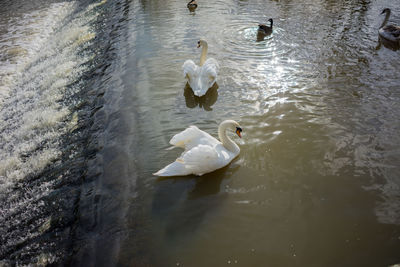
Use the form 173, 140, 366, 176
183, 58, 219, 97
196, 58, 219, 96
169, 126, 219, 150
183, 60, 198, 83
155, 120, 242, 177
154, 144, 223, 176
202, 58, 219, 82
154, 143, 236, 176
169, 126, 203, 149
179, 144, 222, 175
379, 25, 400, 41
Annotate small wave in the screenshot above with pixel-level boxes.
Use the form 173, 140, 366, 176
215, 21, 284, 61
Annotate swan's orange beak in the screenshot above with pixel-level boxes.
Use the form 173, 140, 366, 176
236, 127, 242, 138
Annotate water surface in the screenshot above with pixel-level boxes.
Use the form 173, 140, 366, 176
83, 0, 400, 266
1, 0, 400, 266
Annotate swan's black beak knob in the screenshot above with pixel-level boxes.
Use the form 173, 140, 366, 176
236, 127, 242, 138
197, 40, 201, 48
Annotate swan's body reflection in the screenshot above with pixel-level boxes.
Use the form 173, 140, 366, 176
184, 82, 218, 111
376, 36, 400, 51
153, 162, 240, 238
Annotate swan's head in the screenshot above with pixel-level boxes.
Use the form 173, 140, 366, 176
381, 8, 390, 15
235, 127, 242, 138
229, 120, 243, 138
268, 18, 273, 24
220, 119, 242, 138
197, 39, 207, 48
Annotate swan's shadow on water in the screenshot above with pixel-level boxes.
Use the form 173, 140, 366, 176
184, 82, 218, 111
376, 36, 400, 51
152, 162, 240, 240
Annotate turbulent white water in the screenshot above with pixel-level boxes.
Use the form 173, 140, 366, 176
0, 1, 101, 192
0, 0, 113, 263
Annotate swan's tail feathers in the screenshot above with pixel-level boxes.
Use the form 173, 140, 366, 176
193, 88, 205, 97
193, 77, 209, 96
194, 58, 219, 96
153, 161, 188, 177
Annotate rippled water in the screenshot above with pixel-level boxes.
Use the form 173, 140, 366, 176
1, 0, 400, 265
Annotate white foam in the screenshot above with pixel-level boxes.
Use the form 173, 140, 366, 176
0, 3, 74, 107
0, 1, 100, 191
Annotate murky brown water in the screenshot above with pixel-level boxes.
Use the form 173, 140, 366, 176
3, 0, 398, 265
76, 0, 400, 266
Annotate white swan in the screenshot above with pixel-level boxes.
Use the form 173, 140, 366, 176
379, 8, 400, 43
154, 120, 242, 176
183, 39, 219, 97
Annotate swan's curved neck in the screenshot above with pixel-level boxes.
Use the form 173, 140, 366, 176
380, 10, 391, 28
199, 43, 208, 66
218, 121, 240, 154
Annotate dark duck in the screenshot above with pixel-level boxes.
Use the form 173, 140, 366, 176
258, 18, 273, 35
187, 0, 198, 11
